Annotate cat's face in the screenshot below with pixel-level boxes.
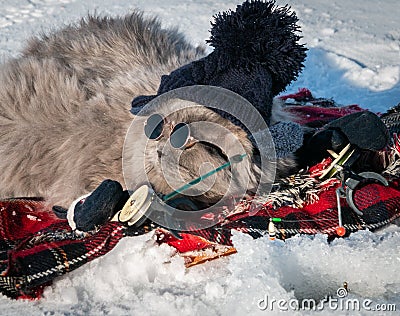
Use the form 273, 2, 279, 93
139, 106, 260, 206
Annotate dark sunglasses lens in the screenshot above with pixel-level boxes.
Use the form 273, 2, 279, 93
170, 123, 190, 149
144, 114, 164, 139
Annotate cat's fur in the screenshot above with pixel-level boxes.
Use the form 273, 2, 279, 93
0, 12, 296, 207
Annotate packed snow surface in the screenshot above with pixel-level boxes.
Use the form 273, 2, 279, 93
0, 0, 399, 315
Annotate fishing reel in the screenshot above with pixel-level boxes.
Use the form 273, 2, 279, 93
112, 184, 156, 227
111, 184, 196, 239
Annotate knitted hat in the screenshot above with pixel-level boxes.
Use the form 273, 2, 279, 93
131, 0, 307, 157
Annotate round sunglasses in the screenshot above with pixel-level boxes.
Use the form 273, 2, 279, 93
144, 113, 197, 149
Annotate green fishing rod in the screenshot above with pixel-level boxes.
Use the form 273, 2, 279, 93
162, 153, 247, 202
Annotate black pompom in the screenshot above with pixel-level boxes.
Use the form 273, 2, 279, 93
207, 0, 307, 94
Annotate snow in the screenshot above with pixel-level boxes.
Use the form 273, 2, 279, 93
0, 0, 399, 315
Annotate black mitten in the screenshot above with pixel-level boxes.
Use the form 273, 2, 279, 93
298, 111, 389, 167
324, 111, 388, 151
68, 179, 129, 232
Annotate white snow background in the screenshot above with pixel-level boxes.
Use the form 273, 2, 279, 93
0, 0, 399, 315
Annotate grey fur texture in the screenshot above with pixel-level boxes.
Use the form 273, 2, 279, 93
0, 12, 205, 206
0, 11, 296, 208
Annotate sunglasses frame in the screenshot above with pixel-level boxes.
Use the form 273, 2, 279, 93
144, 113, 198, 149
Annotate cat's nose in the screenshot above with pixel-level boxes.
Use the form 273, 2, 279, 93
157, 148, 163, 158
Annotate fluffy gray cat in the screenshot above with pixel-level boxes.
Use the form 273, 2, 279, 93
0, 11, 297, 208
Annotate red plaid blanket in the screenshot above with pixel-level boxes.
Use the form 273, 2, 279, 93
2, 170, 400, 299
1, 89, 399, 300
